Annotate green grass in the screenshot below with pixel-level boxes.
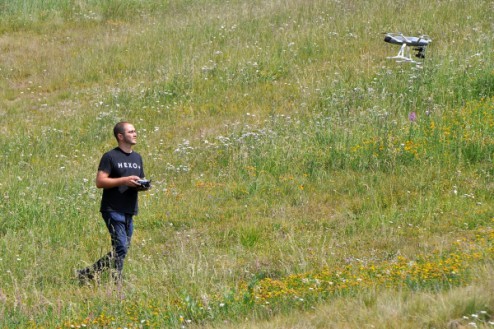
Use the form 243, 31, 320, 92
0, 0, 493, 328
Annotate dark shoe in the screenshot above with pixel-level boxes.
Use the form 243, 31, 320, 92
76, 269, 94, 285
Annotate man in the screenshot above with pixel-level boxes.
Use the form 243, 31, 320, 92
77, 121, 149, 284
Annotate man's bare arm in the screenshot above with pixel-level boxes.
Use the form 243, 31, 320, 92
96, 170, 141, 189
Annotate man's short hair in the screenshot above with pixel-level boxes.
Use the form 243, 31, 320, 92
113, 122, 130, 140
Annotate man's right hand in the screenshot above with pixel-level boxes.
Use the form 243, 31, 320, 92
124, 175, 142, 187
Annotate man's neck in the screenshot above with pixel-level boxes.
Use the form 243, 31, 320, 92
118, 144, 133, 154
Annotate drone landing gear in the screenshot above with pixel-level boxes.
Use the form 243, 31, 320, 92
387, 43, 420, 64
387, 43, 426, 64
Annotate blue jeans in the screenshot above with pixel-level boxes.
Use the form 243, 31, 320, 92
79, 211, 134, 281
102, 211, 134, 273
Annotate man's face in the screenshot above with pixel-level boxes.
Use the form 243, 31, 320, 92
120, 124, 137, 145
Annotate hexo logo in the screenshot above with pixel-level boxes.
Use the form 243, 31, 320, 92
117, 162, 141, 169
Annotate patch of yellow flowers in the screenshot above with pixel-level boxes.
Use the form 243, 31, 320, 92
351, 96, 494, 162
246, 221, 494, 309
57, 221, 493, 328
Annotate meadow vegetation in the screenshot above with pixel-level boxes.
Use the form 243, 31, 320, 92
0, 0, 493, 328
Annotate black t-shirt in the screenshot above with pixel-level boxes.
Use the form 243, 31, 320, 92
98, 147, 145, 215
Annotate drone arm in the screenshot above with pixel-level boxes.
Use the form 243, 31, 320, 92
401, 35, 411, 44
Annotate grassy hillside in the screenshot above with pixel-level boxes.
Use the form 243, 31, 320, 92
0, 0, 493, 328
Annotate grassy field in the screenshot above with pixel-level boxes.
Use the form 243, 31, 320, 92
0, 0, 493, 328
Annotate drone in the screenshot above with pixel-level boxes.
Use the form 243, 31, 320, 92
384, 33, 432, 64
